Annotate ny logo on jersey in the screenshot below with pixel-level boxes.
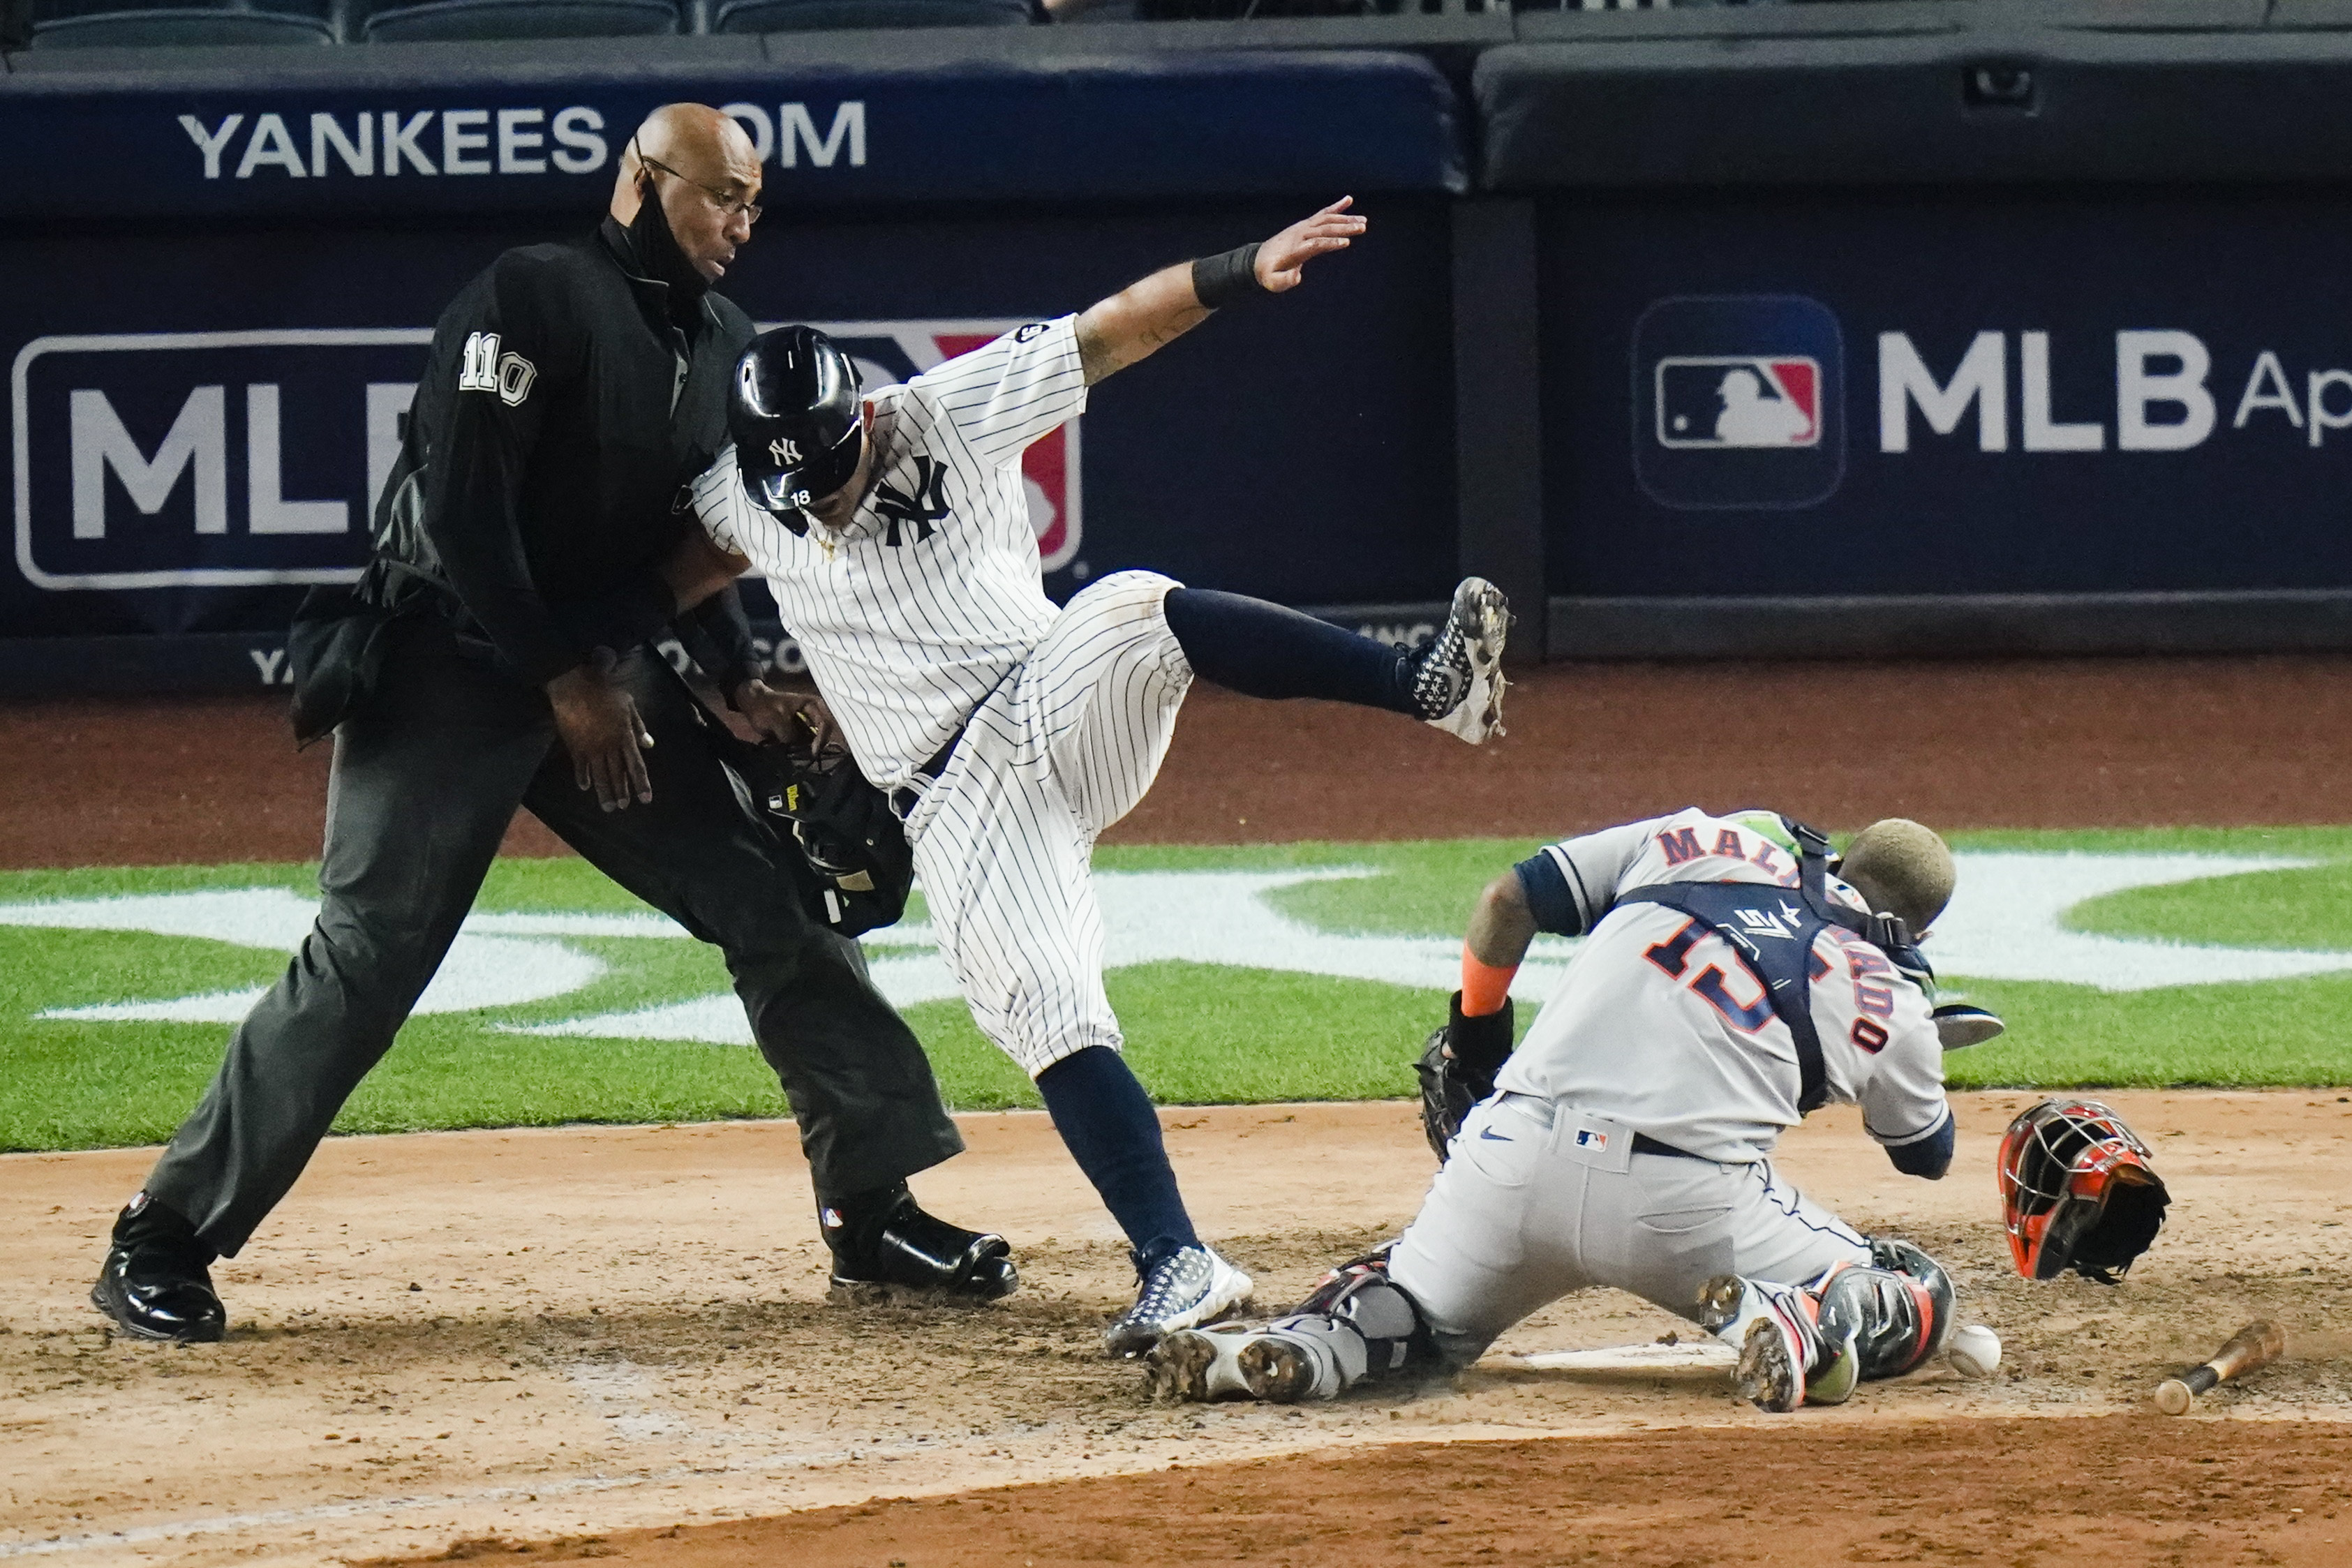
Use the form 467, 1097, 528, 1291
770, 436, 803, 467
874, 454, 951, 546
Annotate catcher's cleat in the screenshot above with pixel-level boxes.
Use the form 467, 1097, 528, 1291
1147, 1322, 1337, 1403
91, 1193, 225, 1344
824, 1188, 1018, 1304
1699, 1273, 1827, 1413
1411, 577, 1510, 746
1104, 1245, 1253, 1359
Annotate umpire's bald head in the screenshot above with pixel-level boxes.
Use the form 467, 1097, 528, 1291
611, 103, 764, 284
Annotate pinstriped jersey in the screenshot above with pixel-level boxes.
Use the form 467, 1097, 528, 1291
1496, 808, 1950, 1165
692, 315, 1089, 791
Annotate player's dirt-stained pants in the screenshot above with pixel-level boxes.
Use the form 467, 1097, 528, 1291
1390, 1092, 1872, 1370
144, 620, 965, 1256
902, 572, 1191, 1077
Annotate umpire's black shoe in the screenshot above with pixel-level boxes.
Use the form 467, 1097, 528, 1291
823, 1186, 1018, 1304
91, 1192, 225, 1343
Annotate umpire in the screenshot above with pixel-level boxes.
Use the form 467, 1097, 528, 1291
92, 104, 1014, 1343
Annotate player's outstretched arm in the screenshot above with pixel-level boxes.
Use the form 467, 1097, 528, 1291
1074, 197, 1367, 384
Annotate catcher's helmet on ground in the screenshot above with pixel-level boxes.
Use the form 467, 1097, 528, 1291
730, 326, 863, 529
1998, 1097, 2170, 1284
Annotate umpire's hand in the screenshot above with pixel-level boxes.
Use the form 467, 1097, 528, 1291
546, 655, 655, 811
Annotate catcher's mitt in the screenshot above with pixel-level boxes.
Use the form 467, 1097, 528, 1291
716, 726, 914, 939
1415, 993, 1516, 1160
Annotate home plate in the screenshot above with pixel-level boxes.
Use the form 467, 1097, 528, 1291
1511, 1341, 1737, 1373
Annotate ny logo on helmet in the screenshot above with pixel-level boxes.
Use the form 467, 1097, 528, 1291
771, 436, 803, 467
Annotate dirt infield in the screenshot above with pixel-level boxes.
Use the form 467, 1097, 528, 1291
8, 655, 2352, 868
6, 655, 2351, 1566
6, 1093, 2351, 1567
376, 1417, 2352, 1568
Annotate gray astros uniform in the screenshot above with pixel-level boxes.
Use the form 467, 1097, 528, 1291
1391, 807, 1952, 1363
693, 315, 1190, 1079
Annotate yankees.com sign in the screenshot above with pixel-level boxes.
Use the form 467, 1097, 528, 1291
10, 318, 1079, 593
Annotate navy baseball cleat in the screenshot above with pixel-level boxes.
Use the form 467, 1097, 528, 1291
1103, 1244, 1253, 1358
822, 1186, 1018, 1304
1411, 577, 1510, 745
91, 1193, 226, 1343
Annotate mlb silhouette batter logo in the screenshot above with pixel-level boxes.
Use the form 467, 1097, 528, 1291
1632, 297, 1845, 510
1655, 357, 1822, 449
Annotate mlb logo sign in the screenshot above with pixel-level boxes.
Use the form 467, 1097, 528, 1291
12, 329, 426, 591
1632, 297, 1845, 510
801, 318, 1082, 574
1574, 1128, 1609, 1153
1655, 358, 1821, 449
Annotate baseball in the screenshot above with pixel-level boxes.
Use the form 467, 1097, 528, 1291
1948, 1324, 2002, 1378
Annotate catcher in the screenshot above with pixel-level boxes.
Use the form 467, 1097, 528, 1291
1151, 808, 1986, 1412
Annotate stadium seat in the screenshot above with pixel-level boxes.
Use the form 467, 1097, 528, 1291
28, 0, 334, 46
708, 0, 1028, 32
354, 0, 679, 40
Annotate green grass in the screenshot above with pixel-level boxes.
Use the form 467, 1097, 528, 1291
3, 827, 2351, 1152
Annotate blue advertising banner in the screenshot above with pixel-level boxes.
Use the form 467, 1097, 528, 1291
0, 51, 1465, 223
1, 200, 1459, 683
1542, 189, 2352, 599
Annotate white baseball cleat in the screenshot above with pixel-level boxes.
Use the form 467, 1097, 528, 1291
1147, 1322, 1337, 1403
1413, 577, 1510, 745
1103, 1245, 1254, 1359
1698, 1273, 1832, 1413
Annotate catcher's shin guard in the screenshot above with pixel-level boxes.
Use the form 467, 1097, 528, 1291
1816, 1239, 1956, 1379
1699, 1241, 1956, 1412
1293, 1252, 1438, 1382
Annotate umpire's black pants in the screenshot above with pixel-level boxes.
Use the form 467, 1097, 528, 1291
144, 621, 964, 1256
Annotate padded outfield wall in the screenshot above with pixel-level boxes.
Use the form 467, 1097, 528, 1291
10, 1, 2352, 692
0, 39, 1468, 691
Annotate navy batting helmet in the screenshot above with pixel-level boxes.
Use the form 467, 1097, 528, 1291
730, 326, 863, 530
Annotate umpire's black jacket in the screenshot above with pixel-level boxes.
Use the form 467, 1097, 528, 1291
363, 218, 757, 693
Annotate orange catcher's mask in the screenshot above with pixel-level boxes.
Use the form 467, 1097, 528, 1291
1998, 1098, 2170, 1285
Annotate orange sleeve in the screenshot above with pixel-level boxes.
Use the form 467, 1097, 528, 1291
1461, 945, 1518, 1017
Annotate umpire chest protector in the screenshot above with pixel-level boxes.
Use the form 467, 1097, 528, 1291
1614, 823, 1928, 1114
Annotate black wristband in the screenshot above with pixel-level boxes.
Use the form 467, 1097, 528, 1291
1191, 243, 1267, 310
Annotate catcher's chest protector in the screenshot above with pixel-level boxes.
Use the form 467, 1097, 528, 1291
1614, 828, 1926, 1116
1612, 880, 1848, 1114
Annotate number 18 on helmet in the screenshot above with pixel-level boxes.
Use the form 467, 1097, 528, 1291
730, 325, 864, 532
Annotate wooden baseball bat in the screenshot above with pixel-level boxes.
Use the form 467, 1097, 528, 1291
2154, 1320, 2286, 1414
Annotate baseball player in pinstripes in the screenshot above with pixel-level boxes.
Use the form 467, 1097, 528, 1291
663, 198, 1512, 1355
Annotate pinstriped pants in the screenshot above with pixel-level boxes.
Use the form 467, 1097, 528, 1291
904, 571, 1191, 1077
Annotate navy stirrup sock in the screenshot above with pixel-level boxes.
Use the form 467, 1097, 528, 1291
1163, 587, 1417, 715
1035, 1046, 1198, 1272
